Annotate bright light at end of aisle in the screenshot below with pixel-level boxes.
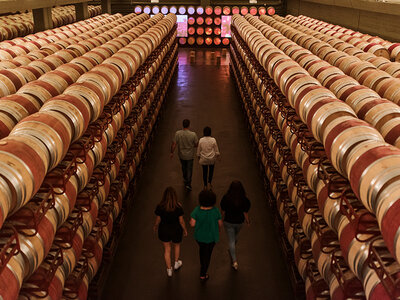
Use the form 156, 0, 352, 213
176, 15, 188, 37
221, 16, 232, 38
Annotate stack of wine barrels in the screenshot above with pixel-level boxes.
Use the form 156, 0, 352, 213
0, 12, 136, 135
0, 12, 34, 42
51, 5, 102, 28
285, 14, 400, 62
230, 13, 400, 299
0, 12, 177, 300
0, 5, 102, 42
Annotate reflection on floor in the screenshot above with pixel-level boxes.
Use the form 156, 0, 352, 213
101, 48, 294, 300
178, 48, 230, 66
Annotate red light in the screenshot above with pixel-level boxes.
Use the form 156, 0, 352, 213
214, 17, 221, 25
267, 6, 275, 15
214, 37, 221, 45
179, 38, 187, 45
205, 6, 213, 15
205, 27, 212, 35
196, 27, 204, 35
250, 7, 257, 15
188, 27, 195, 35
188, 37, 195, 45
205, 17, 213, 25
188, 17, 195, 25
232, 6, 239, 14
205, 37, 212, 45
222, 38, 230, 45
196, 36, 204, 45
223, 6, 230, 15
214, 6, 222, 15
214, 27, 221, 35
259, 7, 267, 15
196, 17, 204, 25
240, 6, 248, 15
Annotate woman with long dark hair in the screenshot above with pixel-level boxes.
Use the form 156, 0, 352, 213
220, 180, 251, 270
153, 187, 188, 277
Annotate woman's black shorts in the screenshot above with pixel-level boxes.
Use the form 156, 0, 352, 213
158, 224, 183, 243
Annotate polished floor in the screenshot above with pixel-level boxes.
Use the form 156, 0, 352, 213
101, 48, 294, 300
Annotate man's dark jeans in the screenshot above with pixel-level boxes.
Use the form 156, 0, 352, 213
180, 159, 193, 187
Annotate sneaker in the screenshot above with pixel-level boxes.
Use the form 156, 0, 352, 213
200, 274, 209, 281
174, 260, 183, 270
232, 262, 238, 270
167, 268, 173, 277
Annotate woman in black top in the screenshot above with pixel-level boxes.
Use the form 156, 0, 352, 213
154, 187, 188, 277
220, 180, 250, 270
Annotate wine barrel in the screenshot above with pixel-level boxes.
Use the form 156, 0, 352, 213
11, 111, 73, 170
0, 137, 48, 213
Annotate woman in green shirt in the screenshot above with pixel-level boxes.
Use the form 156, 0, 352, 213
190, 189, 223, 280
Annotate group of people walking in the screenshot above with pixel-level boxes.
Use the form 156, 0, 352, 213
153, 119, 251, 280
154, 182, 250, 280
170, 119, 220, 190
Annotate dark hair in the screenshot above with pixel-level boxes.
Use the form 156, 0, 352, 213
183, 119, 190, 128
199, 189, 216, 207
158, 186, 181, 212
225, 180, 246, 207
203, 126, 211, 136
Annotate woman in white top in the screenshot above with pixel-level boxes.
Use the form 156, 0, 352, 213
197, 126, 220, 189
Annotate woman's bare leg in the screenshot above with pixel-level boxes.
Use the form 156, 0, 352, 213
173, 243, 180, 262
163, 242, 172, 268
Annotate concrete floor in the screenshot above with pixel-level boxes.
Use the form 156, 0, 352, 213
101, 48, 294, 300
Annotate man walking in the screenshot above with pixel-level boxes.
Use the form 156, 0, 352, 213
170, 119, 198, 191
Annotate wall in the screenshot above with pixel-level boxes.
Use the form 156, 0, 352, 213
286, 0, 400, 42
112, 1, 131, 15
